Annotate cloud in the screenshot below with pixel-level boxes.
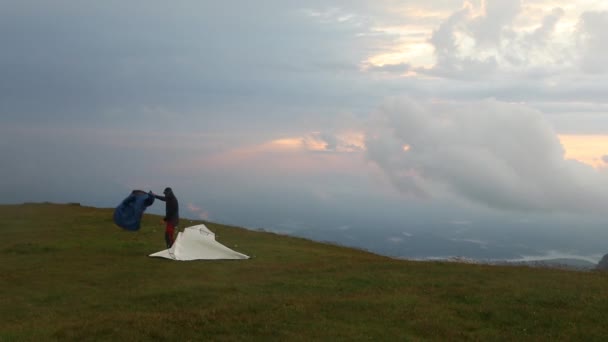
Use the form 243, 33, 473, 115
469, 0, 522, 48
187, 203, 201, 212
365, 97, 608, 213
508, 250, 602, 264
0, 0, 385, 126
528, 7, 565, 45
429, 3, 472, 63
366, 62, 411, 74
421, 1, 579, 79
450, 220, 472, 226
449, 237, 488, 249
577, 11, 608, 73
187, 203, 210, 220
423, 1, 507, 79
248, 131, 366, 155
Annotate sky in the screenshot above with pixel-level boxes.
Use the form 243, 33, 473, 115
2, 0, 608, 262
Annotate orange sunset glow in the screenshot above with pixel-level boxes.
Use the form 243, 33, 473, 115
559, 134, 608, 168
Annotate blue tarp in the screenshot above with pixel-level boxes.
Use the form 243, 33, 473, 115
113, 190, 155, 231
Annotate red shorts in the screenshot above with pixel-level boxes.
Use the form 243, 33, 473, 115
165, 221, 176, 246
166, 221, 176, 235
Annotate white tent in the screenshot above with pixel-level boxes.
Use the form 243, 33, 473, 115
149, 224, 249, 261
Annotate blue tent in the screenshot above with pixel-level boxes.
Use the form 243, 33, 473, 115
113, 190, 155, 231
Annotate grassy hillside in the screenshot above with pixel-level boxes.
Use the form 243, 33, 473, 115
1, 203, 607, 341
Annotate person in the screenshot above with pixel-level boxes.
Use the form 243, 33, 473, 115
153, 187, 179, 248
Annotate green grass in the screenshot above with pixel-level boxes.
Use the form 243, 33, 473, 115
1, 203, 607, 341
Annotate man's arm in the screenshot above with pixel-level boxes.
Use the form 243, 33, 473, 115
152, 193, 167, 201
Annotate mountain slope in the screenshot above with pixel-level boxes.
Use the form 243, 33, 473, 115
2, 203, 608, 341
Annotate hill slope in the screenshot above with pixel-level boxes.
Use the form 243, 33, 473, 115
1, 203, 608, 341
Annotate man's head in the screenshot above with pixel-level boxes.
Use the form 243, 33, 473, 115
163, 187, 172, 195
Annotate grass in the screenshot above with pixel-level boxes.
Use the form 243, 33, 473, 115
1, 203, 608, 341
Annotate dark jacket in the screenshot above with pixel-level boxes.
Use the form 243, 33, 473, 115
154, 189, 179, 225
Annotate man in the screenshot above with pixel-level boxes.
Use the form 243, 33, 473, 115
153, 187, 179, 248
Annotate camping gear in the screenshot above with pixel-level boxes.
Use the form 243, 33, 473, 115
113, 190, 155, 231
150, 224, 249, 260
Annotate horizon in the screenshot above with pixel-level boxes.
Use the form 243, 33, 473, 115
2, 0, 608, 262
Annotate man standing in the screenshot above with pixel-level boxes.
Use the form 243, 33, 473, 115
153, 187, 179, 248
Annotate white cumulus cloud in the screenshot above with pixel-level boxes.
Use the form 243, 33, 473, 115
365, 97, 608, 213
